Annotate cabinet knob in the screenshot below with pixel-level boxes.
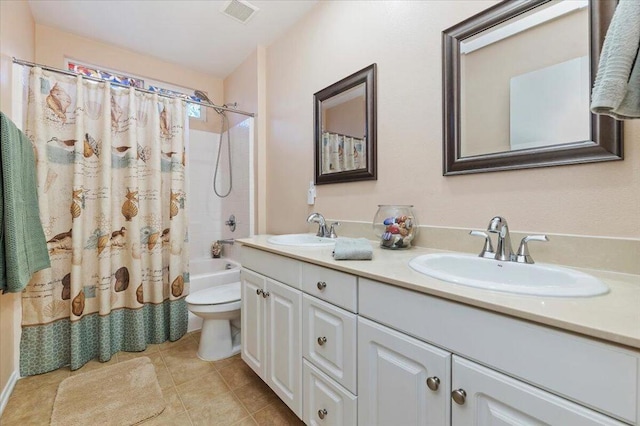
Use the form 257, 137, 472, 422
262, 291, 270, 298
256, 289, 263, 296
317, 281, 327, 290
451, 389, 467, 405
318, 408, 328, 419
426, 376, 440, 391
317, 336, 327, 346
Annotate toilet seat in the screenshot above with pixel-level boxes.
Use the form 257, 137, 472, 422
186, 282, 241, 305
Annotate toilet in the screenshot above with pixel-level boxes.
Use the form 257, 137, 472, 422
185, 282, 241, 361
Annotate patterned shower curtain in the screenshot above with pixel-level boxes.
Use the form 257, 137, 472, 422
20, 67, 189, 376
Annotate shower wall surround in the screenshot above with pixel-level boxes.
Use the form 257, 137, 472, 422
188, 121, 253, 262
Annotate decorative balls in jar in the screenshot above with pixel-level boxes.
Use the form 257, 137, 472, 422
372, 205, 418, 249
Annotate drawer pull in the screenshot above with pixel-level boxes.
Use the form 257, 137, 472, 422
318, 408, 328, 419
256, 289, 263, 296
317, 336, 327, 346
317, 281, 327, 290
452, 389, 467, 405
262, 291, 270, 298
426, 376, 440, 391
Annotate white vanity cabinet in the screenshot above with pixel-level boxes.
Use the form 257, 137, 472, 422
359, 277, 638, 425
241, 268, 266, 374
358, 317, 451, 426
301, 262, 359, 425
303, 360, 357, 426
240, 244, 639, 426
451, 356, 627, 426
240, 246, 359, 423
302, 294, 357, 394
240, 267, 302, 417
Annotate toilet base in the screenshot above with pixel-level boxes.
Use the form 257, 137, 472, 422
196, 318, 241, 361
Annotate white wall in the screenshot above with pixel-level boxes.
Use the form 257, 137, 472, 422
188, 121, 253, 262
188, 129, 222, 260
220, 117, 254, 260
224, 47, 267, 234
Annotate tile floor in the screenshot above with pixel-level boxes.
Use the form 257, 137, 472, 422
0, 332, 304, 426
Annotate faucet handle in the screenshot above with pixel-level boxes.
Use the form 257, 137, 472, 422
329, 222, 340, 239
515, 235, 549, 264
469, 230, 495, 259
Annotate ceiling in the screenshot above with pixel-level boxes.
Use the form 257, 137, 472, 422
28, 0, 318, 78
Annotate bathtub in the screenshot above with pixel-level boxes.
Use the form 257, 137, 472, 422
187, 257, 241, 332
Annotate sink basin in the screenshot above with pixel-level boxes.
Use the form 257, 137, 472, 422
267, 234, 336, 247
408, 253, 608, 297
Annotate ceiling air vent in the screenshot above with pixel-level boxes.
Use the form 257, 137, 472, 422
220, 0, 259, 24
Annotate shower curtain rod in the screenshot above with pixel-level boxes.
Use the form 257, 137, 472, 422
12, 57, 255, 118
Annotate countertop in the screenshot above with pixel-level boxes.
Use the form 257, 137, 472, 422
237, 235, 640, 351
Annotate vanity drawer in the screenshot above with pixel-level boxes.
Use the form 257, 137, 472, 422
302, 263, 357, 312
240, 246, 301, 289
303, 360, 357, 426
303, 294, 357, 394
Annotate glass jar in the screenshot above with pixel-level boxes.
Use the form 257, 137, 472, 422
372, 205, 418, 249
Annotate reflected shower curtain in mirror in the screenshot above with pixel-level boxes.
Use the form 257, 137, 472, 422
20, 67, 189, 376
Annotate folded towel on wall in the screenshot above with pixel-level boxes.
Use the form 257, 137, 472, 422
333, 237, 373, 261
591, 0, 640, 120
0, 112, 50, 293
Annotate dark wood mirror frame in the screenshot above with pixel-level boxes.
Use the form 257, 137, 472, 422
442, 0, 623, 176
314, 64, 377, 184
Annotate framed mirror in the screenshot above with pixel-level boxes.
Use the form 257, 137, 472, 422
442, 0, 623, 175
314, 64, 377, 184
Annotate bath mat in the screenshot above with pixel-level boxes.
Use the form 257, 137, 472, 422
50, 357, 165, 426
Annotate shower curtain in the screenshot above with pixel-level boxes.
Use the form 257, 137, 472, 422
20, 67, 189, 376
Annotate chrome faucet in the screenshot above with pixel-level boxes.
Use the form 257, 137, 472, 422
472, 217, 549, 264
487, 216, 514, 261
307, 212, 329, 238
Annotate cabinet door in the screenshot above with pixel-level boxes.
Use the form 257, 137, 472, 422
241, 269, 265, 378
303, 294, 357, 393
358, 317, 451, 426
452, 356, 627, 426
266, 278, 303, 418
303, 360, 357, 426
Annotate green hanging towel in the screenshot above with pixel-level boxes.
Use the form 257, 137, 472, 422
0, 111, 50, 293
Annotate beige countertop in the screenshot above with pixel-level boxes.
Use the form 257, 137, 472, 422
237, 235, 640, 351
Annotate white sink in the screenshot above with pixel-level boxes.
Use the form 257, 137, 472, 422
408, 253, 608, 297
267, 234, 336, 247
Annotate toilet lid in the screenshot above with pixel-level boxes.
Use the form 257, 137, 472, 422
185, 282, 241, 305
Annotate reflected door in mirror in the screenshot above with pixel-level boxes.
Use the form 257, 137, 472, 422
460, 1, 589, 157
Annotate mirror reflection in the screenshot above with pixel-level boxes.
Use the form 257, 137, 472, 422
320, 83, 367, 174
460, 0, 590, 157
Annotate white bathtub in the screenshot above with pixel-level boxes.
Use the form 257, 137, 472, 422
187, 257, 241, 332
